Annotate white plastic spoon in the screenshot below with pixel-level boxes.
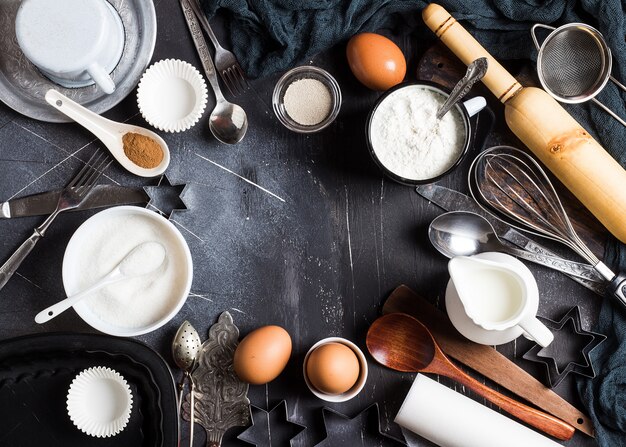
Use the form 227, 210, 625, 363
44, 89, 170, 177
35, 241, 167, 324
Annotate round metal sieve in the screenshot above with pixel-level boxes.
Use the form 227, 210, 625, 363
531, 23, 626, 127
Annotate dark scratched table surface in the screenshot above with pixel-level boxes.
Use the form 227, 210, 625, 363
0, 1, 604, 446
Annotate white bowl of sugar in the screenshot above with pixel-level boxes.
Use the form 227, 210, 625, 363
62, 206, 193, 336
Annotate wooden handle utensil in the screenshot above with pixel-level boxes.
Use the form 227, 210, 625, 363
383, 285, 594, 437
423, 3, 626, 243
367, 313, 575, 440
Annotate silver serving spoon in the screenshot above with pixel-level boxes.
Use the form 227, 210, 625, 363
436, 58, 488, 119
35, 241, 166, 323
428, 211, 604, 282
172, 320, 201, 447
179, 0, 248, 144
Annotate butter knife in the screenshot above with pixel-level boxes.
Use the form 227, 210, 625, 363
0, 185, 149, 219
416, 184, 606, 295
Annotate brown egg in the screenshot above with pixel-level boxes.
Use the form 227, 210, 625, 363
346, 33, 406, 91
234, 325, 292, 385
306, 342, 360, 394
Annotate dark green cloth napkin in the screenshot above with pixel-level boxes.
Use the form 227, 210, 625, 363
200, 1, 626, 445
579, 245, 626, 447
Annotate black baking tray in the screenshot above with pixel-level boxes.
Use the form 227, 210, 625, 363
0, 333, 178, 447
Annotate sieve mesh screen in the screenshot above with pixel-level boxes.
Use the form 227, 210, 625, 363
539, 28, 607, 99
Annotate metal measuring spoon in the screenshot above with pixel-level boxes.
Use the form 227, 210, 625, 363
436, 57, 488, 119
179, 0, 248, 144
428, 211, 604, 282
172, 320, 202, 447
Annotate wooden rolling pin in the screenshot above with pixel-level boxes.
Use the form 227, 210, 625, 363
423, 4, 626, 244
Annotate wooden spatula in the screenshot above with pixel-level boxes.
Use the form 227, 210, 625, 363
368, 313, 575, 440
382, 284, 594, 437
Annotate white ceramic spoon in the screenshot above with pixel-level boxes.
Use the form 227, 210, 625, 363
35, 241, 167, 324
44, 89, 170, 177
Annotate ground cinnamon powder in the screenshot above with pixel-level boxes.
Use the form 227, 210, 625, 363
122, 132, 164, 169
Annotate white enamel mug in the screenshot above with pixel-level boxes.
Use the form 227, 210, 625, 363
15, 0, 125, 94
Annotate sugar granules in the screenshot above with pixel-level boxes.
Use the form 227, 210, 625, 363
75, 214, 188, 328
283, 78, 332, 126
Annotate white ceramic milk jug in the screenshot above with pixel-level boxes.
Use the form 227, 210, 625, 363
448, 256, 554, 347
15, 0, 125, 94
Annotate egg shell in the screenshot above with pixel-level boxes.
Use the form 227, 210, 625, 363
305, 342, 360, 395
234, 325, 292, 385
346, 33, 406, 91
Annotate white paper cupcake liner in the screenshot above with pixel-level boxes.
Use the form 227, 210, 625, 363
137, 59, 208, 133
67, 366, 133, 438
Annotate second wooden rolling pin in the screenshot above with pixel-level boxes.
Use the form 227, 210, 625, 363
422, 3, 626, 244
382, 285, 594, 437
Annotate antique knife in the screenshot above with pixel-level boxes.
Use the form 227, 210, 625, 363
416, 184, 606, 296
0, 185, 149, 219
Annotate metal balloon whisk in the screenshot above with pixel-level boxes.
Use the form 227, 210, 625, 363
468, 146, 626, 307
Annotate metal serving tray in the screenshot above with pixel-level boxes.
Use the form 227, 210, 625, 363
0, 332, 177, 447
0, 0, 157, 123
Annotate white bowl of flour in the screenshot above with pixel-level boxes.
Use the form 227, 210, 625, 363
62, 206, 193, 336
367, 82, 479, 184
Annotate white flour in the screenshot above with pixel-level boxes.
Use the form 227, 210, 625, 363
74, 214, 188, 329
370, 85, 466, 181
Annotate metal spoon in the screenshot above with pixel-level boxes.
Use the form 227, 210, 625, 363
428, 211, 604, 282
172, 320, 201, 447
179, 0, 248, 144
44, 90, 170, 176
366, 313, 575, 441
35, 241, 166, 323
436, 57, 488, 119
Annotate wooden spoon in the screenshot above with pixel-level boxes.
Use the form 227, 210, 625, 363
366, 313, 575, 441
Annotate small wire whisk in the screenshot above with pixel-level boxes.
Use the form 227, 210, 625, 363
468, 146, 626, 307
531, 23, 626, 128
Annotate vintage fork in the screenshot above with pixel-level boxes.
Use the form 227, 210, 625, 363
0, 150, 112, 291
188, 0, 250, 97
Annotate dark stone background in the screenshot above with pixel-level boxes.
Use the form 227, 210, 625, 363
0, 0, 602, 446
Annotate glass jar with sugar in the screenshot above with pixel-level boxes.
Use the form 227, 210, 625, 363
272, 66, 342, 133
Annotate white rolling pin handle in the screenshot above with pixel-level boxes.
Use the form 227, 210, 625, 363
395, 374, 563, 447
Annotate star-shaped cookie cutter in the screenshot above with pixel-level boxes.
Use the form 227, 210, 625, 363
237, 400, 306, 446
143, 174, 189, 219
315, 403, 406, 446
523, 306, 607, 388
